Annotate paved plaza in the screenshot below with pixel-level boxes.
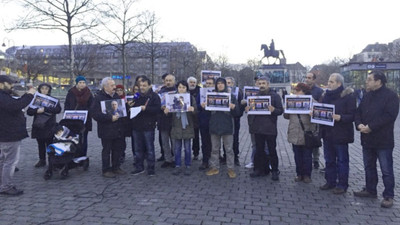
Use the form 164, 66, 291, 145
1, 110, 400, 225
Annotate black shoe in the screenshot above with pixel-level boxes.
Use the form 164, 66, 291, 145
15, 167, 19, 172
353, 188, 377, 198
234, 159, 241, 167
157, 156, 165, 162
332, 187, 346, 195
250, 170, 266, 178
313, 161, 319, 169
148, 170, 155, 176
131, 169, 145, 175
271, 171, 280, 181
34, 160, 46, 168
0, 187, 23, 196
82, 158, 89, 171
319, 183, 335, 190
199, 163, 209, 171
161, 161, 173, 168
193, 155, 199, 161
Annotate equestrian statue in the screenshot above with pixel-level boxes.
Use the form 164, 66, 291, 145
261, 39, 286, 65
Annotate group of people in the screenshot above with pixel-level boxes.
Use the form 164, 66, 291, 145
0, 70, 398, 209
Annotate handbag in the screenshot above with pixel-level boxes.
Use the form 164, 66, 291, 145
32, 113, 52, 129
297, 114, 322, 148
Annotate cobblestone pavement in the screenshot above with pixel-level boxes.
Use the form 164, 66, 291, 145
1, 110, 400, 225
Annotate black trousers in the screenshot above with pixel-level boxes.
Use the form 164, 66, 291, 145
36, 138, 53, 161
199, 126, 211, 164
254, 134, 278, 173
192, 128, 200, 157
101, 138, 124, 172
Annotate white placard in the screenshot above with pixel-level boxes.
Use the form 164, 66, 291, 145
100, 99, 127, 117
311, 102, 335, 126
29, 92, 59, 109
201, 70, 221, 84
205, 92, 231, 112
165, 93, 191, 113
63, 110, 88, 124
247, 96, 271, 115
129, 106, 142, 119
243, 86, 260, 100
284, 95, 313, 114
199, 87, 214, 104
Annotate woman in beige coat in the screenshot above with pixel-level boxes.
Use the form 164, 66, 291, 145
284, 83, 317, 183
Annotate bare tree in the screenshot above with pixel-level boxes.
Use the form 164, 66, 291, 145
71, 39, 100, 76
311, 57, 349, 86
8, 0, 100, 85
95, 0, 154, 88
15, 47, 52, 83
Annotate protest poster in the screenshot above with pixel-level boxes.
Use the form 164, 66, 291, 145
229, 86, 239, 99
152, 84, 163, 93
165, 93, 191, 113
29, 92, 59, 109
201, 70, 221, 84
158, 91, 175, 107
63, 110, 88, 124
243, 86, 259, 100
199, 87, 214, 104
311, 102, 335, 126
284, 95, 313, 114
205, 92, 231, 112
100, 99, 127, 117
247, 96, 271, 115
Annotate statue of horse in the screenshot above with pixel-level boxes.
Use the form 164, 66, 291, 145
260, 39, 286, 64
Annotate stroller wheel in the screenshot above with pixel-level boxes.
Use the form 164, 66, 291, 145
44, 170, 52, 180
82, 158, 89, 171
60, 167, 68, 179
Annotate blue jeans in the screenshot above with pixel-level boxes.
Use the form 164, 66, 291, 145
363, 147, 394, 198
132, 130, 155, 172
323, 140, 349, 190
174, 139, 191, 167
292, 145, 312, 177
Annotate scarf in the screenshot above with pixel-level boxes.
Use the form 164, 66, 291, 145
71, 86, 91, 108
323, 85, 344, 103
176, 111, 189, 129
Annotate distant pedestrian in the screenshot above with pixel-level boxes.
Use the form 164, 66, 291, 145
27, 83, 62, 168
354, 71, 399, 208
0, 75, 36, 196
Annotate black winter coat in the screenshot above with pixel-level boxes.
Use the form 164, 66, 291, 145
208, 94, 241, 136
249, 89, 283, 135
157, 86, 175, 131
131, 90, 161, 132
90, 90, 124, 139
320, 86, 356, 144
355, 85, 399, 149
27, 101, 62, 139
64, 87, 94, 131
0, 91, 33, 142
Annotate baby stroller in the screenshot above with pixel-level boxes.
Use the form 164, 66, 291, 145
44, 119, 89, 180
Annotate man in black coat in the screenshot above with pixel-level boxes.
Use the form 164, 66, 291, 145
91, 77, 126, 178
247, 76, 283, 181
354, 71, 399, 208
131, 77, 161, 176
319, 73, 356, 195
0, 75, 36, 195
187, 76, 201, 160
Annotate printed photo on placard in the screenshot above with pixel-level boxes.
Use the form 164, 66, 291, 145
29, 92, 59, 109
284, 95, 313, 114
158, 91, 175, 107
199, 87, 215, 104
243, 86, 260, 100
152, 84, 163, 93
100, 99, 127, 117
311, 102, 335, 126
205, 92, 231, 112
63, 110, 88, 124
165, 93, 191, 113
201, 70, 221, 84
247, 96, 271, 115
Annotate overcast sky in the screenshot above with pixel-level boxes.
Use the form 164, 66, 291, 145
1, 0, 399, 67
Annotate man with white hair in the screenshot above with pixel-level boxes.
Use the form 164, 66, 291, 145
91, 77, 126, 178
187, 76, 201, 160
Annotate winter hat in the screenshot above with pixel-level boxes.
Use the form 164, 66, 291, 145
0, 75, 16, 84
116, 84, 124, 90
75, 75, 86, 84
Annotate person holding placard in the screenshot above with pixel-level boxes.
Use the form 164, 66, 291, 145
247, 76, 283, 181
319, 73, 356, 194
64, 75, 93, 156
187, 76, 201, 161
205, 77, 241, 179
283, 83, 315, 183
27, 83, 62, 168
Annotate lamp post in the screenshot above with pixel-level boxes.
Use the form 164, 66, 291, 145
2, 38, 15, 70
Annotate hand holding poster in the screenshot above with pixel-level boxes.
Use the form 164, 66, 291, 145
165, 93, 191, 113
243, 86, 259, 100
100, 99, 127, 117
205, 92, 231, 111
29, 92, 59, 109
247, 96, 271, 115
63, 110, 88, 124
284, 95, 312, 114
201, 70, 221, 84
311, 102, 335, 126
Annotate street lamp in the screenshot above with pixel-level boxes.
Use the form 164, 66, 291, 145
2, 37, 15, 49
